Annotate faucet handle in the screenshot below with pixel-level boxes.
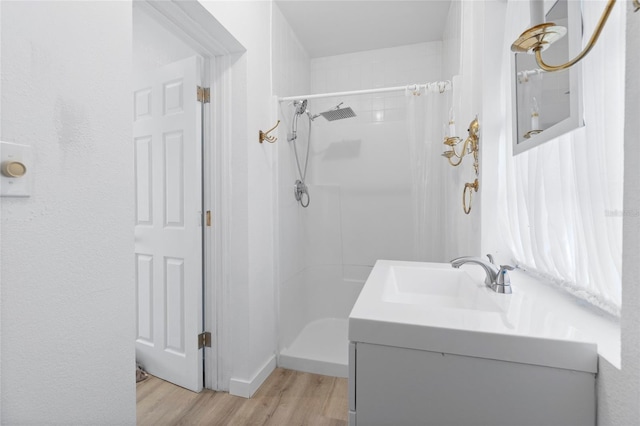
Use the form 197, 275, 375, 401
486, 254, 495, 264
496, 265, 515, 285
489, 264, 515, 294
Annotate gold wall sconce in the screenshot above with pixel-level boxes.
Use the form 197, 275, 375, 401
442, 116, 479, 170
511, 0, 637, 72
442, 116, 480, 215
259, 120, 280, 143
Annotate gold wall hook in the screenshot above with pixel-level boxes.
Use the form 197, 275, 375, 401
259, 120, 281, 143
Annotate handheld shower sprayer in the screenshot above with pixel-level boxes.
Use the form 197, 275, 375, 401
287, 98, 357, 207
294, 99, 308, 115
289, 99, 313, 207
292, 99, 320, 121
288, 100, 307, 143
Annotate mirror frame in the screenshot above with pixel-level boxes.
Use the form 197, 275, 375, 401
511, 0, 584, 156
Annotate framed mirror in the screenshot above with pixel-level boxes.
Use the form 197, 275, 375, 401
511, 0, 584, 155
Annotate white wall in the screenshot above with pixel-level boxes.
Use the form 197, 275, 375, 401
442, 0, 462, 82
308, 42, 444, 265
199, 0, 278, 397
0, 1, 3, 412
0, 2, 135, 423
479, 0, 510, 262
598, 5, 640, 424
443, 0, 483, 260
133, 6, 198, 77
425, 0, 485, 261
272, 2, 311, 353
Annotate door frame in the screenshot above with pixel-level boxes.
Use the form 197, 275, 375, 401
135, 0, 245, 391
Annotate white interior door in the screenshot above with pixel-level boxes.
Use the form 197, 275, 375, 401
133, 56, 203, 392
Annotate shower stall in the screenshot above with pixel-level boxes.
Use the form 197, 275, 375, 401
276, 41, 454, 377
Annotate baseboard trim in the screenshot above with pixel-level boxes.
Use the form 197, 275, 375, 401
228, 354, 276, 398
278, 354, 348, 378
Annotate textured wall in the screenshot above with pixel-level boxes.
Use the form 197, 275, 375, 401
133, 6, 197, 77
0, 2, 135, 423
598, 6, 640, 425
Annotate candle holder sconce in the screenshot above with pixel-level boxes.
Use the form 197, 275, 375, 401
523, 96, 543, 139
442, 116, 480, 215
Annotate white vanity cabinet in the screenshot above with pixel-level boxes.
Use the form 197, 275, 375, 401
348, 341, 595, 426
348, 260, 598, 426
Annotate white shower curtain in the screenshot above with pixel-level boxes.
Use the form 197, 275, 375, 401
405, 86, 447, 263
497, 1, 625, 316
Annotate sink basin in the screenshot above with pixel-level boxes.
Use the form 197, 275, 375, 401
381, 264, 499, 311
349, 260, 598, 374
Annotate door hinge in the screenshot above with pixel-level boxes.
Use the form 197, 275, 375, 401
206, 210, 211, 227
197, 86, 210, 103
198, 332, 212, 349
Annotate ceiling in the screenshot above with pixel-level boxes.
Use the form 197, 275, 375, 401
274, 0, 452, 58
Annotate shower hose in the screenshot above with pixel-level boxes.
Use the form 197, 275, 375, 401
291, 111, 311, 208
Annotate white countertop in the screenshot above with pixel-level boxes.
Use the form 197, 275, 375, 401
348, 260, 599, 373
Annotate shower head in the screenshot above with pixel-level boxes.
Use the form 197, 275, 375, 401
319, 103, 357, 121
293, 99, 308, 116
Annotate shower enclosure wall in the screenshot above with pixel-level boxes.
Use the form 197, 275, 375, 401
276, 35, 448, 377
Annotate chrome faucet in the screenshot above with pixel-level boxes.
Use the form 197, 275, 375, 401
450, 254, 514, 294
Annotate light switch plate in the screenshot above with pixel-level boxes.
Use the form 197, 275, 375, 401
1, 141, 32, 197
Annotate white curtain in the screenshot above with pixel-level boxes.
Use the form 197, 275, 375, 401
405, 85, 447, 263
497, 1, 625, 316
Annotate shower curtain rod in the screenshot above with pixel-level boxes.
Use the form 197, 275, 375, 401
516, 68, 544, 83
278, 80, 452, 102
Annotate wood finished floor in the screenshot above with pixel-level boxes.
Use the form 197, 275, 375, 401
137, 368, 349, 426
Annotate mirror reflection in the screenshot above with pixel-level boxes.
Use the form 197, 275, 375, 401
513, 0, 583, 154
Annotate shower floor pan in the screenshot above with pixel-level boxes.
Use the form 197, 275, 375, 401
279, 317, 349, 378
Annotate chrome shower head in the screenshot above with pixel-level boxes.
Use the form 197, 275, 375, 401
294, 99, 321, 121
319, 103, 357, 121
293, 99, 308, 115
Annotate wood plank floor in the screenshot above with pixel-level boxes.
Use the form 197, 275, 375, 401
137, 368, 349, 425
